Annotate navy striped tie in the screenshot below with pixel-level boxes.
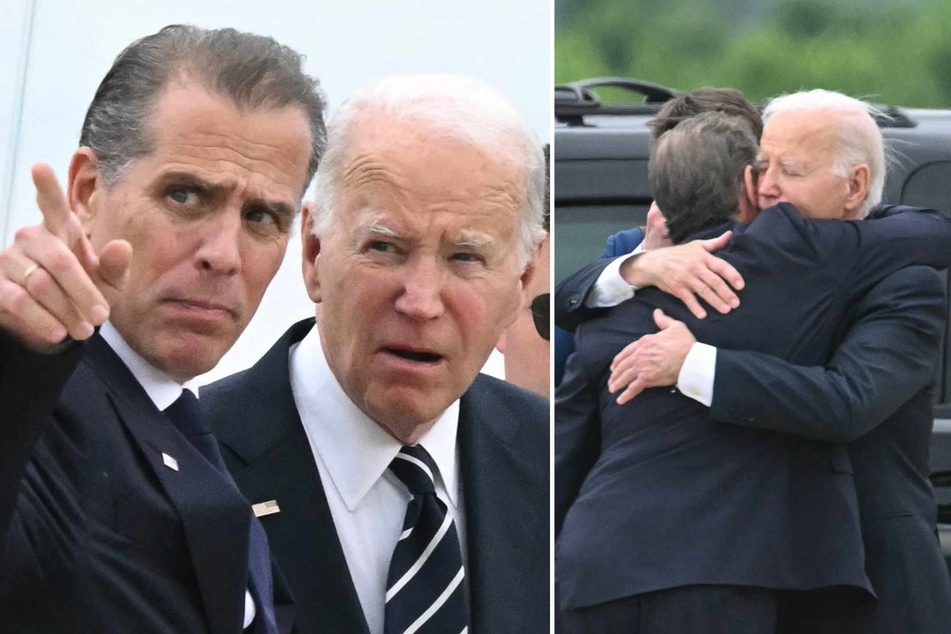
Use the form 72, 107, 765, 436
385, 445, 468, 634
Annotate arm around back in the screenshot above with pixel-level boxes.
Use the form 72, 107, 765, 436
709, 266, 946, 443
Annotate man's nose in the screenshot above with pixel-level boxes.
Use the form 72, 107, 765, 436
758, 167, 780, 199
394, 257, 445, 321
197, 211, 242, 275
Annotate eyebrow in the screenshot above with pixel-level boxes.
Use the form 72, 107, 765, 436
365, 221, 401, 239
157, 171, 297, 219
453, 232, 494, 249
779, 159, 805, 171
361, 221, 496, 250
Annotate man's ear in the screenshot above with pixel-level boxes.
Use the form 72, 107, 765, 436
68, 148, 102, 232
504, 250, 538, 329
495, 331, 507, 355
843, 164, 871, 217
738, 165, 759, 223
301, 202, 323, 304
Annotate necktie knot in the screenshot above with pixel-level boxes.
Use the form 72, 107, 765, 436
164, 391, 223, 470
389, 445, 438, 497
165, 390, 207, 438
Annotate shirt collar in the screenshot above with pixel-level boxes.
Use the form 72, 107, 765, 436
99, 322, 198, 411
289, 324, 461, 512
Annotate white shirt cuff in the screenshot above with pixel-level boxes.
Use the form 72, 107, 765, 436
677, 342, 717, 407
244, 590, 256, 628
585, 244, 646, 308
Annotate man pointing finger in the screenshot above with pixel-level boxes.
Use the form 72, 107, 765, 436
0, 164, 130, 349
0, 25, 326, 633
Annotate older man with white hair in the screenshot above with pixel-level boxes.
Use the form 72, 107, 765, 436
203, 74, 549, 634
756, 89, 885, 220
567, 88, 951, 633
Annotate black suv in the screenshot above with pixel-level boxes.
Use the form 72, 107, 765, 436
553, 77, 951, 570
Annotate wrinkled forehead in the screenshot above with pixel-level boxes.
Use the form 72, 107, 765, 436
337, 111, 527, 211
760, 109, 842, 161
343, 108, 522, 164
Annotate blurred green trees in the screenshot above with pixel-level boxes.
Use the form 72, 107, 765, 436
555, 0, 951, 107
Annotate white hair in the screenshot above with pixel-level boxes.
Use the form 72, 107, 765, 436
311, 74, 545, 268
764, 89, 886, 218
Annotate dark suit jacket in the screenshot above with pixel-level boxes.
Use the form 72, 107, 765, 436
555, 207, 951, 630
553, 228, 642, 386
0, 331, 281, 633
555, 203, 951, 610
554, 325, 575, 387
203, 318, 550, 634
711, 265, 951, 634
554, 226, 643, 333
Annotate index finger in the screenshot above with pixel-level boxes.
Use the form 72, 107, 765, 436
21, 236, 110, 325
693, 268, 738, 314
32, 164, 98, 270
707, 256, 744, 291
31, 164, 73, 235
674, 286, 707, 319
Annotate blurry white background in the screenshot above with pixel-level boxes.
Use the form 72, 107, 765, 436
0, 0, 550, 382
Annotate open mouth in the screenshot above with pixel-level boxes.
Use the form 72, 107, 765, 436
385, 347, 444, 363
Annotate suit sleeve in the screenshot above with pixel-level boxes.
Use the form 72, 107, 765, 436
828, 206, 951, 285
0, 330, 83, 547
708, 266, 946, 443
554, 332, 601, 536
748, 204, 951, 307
556, 229, 647, 333
554, 257, 618, 333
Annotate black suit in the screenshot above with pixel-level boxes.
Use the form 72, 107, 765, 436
555, 204, 951, 617
710, 265, 951, 633
555, 206, 951, 632
203, 318, 550, 634
0, 331, 285, 633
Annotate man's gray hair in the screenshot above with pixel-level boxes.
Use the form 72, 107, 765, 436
649, 112, 758, 243
80, 24, 327, 197
763, 89, 884, 218
311, 74, 546, 268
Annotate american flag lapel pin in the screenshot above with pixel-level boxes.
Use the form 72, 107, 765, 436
252, 500, 281, 517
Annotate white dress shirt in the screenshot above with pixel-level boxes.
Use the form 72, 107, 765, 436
583, 249, 719, 407
584, 244, 645, 308
99, 323, 257, 629
288, 324, 466, 634
677, 342, 717, 407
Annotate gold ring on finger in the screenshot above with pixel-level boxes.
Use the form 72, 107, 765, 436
21, 263, 40, 285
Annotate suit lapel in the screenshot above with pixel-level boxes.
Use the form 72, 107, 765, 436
207, 320, 370, 634
85, 336, 250, 634
458, 377, 542, 633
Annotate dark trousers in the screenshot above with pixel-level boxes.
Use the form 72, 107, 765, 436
776, 586, 879, 634
560, 585, 778, 634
